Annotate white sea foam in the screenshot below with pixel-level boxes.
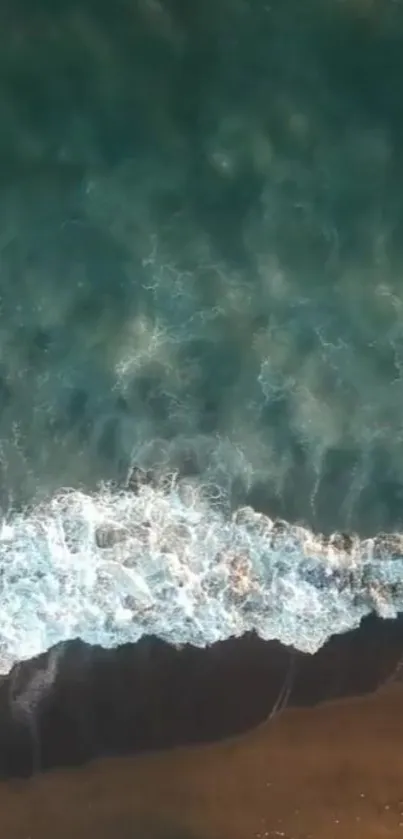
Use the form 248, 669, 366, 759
0, 474, 402, 673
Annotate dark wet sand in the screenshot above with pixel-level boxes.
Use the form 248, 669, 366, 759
1, 681, 403, 839
1, 616, 402, 775
0, 615, 402, 837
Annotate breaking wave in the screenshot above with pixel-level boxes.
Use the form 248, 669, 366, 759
1, 468, 403, 674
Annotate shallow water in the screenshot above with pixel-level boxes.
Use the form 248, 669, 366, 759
0, 0, 402, 536
1, 0, 403, 660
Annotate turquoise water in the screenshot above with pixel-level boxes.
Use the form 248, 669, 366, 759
1, 0, 403, 666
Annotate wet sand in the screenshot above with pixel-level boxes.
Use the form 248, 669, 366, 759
0, 615, 402, 775
1, 681, 403, 839
0, 616, 401, 837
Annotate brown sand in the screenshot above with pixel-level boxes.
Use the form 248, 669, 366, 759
0, 615, 402, 837
1, 681, 403, 839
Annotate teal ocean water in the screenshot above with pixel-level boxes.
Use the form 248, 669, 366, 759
1, 0, 403, 668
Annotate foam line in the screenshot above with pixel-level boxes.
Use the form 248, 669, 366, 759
1, 473, 402, 673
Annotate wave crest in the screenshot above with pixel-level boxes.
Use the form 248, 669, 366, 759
1, 472, 403, 673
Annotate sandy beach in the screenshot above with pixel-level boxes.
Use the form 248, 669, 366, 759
0, 615, 401, 838
1, 680, 403, 839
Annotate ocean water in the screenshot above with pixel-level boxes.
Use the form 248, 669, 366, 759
2, 480, 403, 674
1, 0, 403, 670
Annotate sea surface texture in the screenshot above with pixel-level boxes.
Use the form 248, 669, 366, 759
0, 0, 403, 670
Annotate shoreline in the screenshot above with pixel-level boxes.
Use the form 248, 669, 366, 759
2, 678, 403, 838
0, 612, 402, 778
